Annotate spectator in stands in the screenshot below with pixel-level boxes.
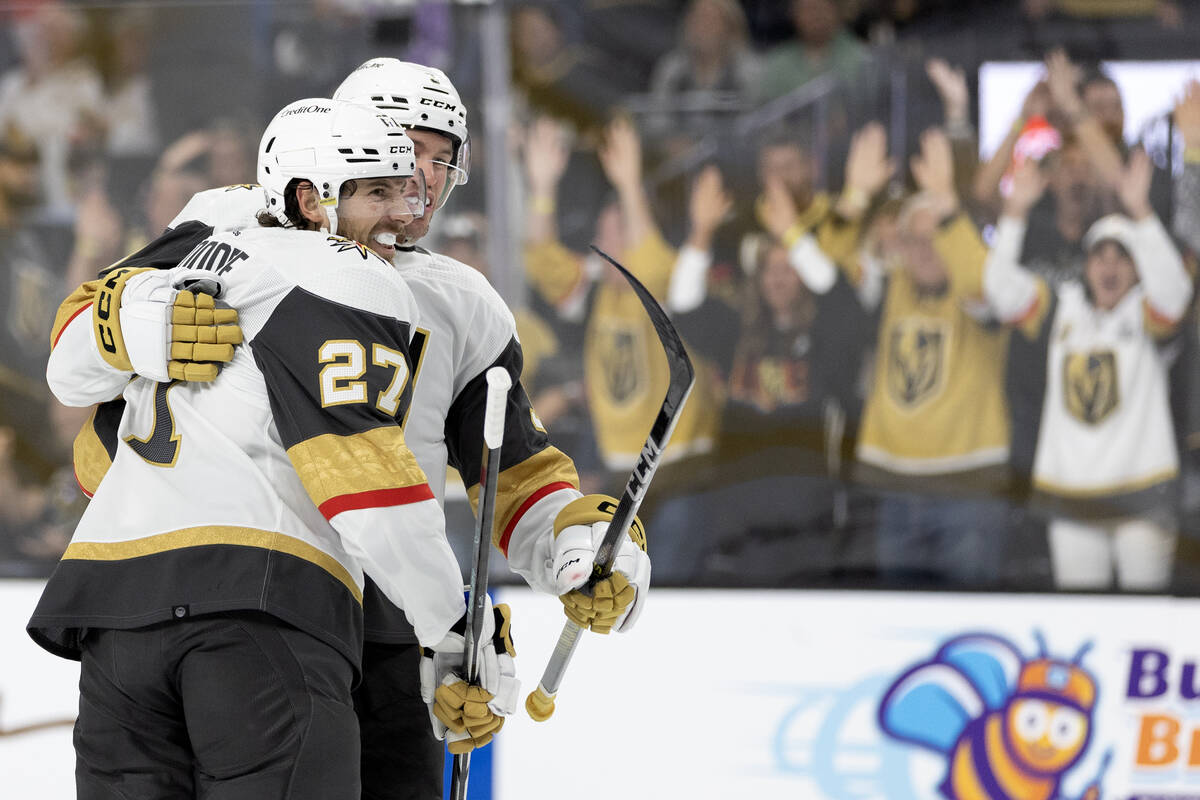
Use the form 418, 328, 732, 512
1172, 79, 1200, 257
975, 50, 1123, 224
850, 128, 1014, 587
510, 2, 640, 138
1044, 51, 1125, 186
0, 123, 78, 568
925, 58, 979, 204
521, 114, 725, 583
984, 151, 1190, 590
96, 6, 161, 160
665, 157, 873, 583
757, 0, 871, 104
644, 0, 762, 157
0, 1, 105, 217
973, 52, 1126, 496
62, 121, 250, 292
1169, 79, 1200, 591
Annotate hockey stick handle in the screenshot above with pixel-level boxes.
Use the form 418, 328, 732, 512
451, 367, 510, 800
525, 621, 583, 722
461, 367, 511, 681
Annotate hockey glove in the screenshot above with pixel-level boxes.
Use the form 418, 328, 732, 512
94, 268, 242, 382
419, 599, 519, 754
551, 494, 651, 634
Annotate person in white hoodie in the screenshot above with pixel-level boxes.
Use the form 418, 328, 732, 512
983, 149, 1192, 591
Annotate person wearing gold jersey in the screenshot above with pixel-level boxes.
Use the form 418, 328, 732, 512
521, 115, 723, 583
850, 129, 1014, 587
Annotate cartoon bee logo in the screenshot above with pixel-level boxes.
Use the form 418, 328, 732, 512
878, 632, 1111, 800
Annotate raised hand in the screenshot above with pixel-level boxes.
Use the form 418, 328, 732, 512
523, 116, 570, 196
911, 127, 958, 218
836, 121, 894, 221
598, 115, 644, 194
1117, 147, 1153, 220
1020, 80, 1053, 123
759, 174, 798, 239
845, 121, 896, 199
1003, 158, 1049, 219
688, 165, 733, 242
1045, 49, 1085, 121
926, 58, 969, 125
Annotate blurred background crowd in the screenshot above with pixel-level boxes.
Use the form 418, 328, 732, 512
2, 0, 1200, 595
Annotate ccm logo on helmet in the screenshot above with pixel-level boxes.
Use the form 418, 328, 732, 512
419, 98, 457, 112
388, 144, 413, 154
282, 105, 331, 116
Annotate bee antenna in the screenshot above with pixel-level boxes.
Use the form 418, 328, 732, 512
1071, 640, 1094, 665
1033, 629, 1049, 658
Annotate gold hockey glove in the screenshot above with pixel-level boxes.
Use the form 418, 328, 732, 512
168, 290, 243, 381
551, 494, 650, 634
419, 600, 519, 754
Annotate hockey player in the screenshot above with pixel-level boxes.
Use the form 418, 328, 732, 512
29, 98, 519, 798
44, 60, 651, 800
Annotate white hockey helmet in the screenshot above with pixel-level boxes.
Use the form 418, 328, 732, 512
334, 58, 469, 208
257, 97, 426, 236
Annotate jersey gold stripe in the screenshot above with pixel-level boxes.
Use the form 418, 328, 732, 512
468, 446, 580, 549
287, 425, 428, 511
63, 525, 362, 603
1034, 466, 1177, 498
50, 280, 100, 348
72, 407, 112, 497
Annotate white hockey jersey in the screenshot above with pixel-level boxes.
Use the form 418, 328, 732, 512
43, 186, 582, 646
1034, 282, 1179, 498
983, 213, 1191, 505
30, 227, 465, 666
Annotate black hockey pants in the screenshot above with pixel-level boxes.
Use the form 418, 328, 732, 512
75, 611, 359, 799
355, 640, 444, 800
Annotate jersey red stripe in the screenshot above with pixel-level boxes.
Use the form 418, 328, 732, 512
53, 302, 93, 349
74, 468, 95, 499
319, 484, 435, 520
498, 481, 574, 555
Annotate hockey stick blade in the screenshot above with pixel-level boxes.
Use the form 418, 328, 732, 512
525, 245, 695, 722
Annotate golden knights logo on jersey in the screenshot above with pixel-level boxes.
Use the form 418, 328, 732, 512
887, 318, 947, 409
594, 321, 646, 407
326, 235, 372, 261
1063, 351, 1119, 425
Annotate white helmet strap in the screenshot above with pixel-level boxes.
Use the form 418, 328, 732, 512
322, 198, 339, 236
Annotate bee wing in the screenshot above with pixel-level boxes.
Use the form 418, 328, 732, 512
935, 634, 1023, 711
878, 661, 985, 754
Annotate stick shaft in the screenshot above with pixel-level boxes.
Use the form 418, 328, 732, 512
450, 367, 510, 800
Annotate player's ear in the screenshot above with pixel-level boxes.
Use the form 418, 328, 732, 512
295, 181, 326, 229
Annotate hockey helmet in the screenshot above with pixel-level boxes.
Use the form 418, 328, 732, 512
334, 58, 469, 208
256, 98, 426, 236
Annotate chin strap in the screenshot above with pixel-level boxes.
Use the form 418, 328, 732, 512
320, 197, 339, 236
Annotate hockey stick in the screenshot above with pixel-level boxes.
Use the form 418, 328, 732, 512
449, 366, 511, 800
525, 245, 695, 722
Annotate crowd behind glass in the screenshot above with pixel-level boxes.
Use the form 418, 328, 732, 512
1, 0, 1199, 594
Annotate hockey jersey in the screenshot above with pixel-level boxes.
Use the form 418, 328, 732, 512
984, 213, 1192, 509
854, 214, 1012, 483
524, 230, 723, 471
30, 227, 464, 667
44, 186, 583, 645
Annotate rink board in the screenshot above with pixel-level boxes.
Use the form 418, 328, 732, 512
3, 581, 1198, 799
